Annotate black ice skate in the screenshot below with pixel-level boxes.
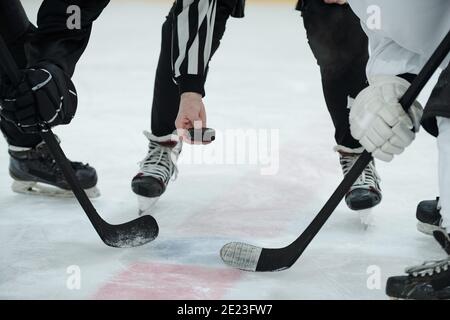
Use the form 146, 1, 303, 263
386, 257, 450, 300
417, 198, 443, 235
9, 140, 100, 198
336, 146, 382, 211
131, 131, 182, 214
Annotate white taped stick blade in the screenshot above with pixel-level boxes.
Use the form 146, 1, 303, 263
220, 242, 262, 272
417, 221, 445, 236
12, 180, 100, 199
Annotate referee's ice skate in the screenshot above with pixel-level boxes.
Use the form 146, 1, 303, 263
131, 131, 181, 214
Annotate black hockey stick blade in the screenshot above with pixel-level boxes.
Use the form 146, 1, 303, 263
221, 30, 450, 272
0, 35, 158, 248
96, 214, 159, 248
41, 130, 159, 248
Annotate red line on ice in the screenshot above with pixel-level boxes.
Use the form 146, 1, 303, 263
93, 262, 242, 300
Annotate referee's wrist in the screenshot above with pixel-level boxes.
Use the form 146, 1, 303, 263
177, 74, 206, 97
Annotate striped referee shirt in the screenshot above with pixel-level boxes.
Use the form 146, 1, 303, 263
172, 0, 217, 96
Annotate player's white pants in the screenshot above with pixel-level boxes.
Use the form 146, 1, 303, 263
346, 0, 450, 229
347, 0, 450, 77
438, 117, 450, 230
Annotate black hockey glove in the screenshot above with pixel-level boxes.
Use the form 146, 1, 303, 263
0, 63, 77, 133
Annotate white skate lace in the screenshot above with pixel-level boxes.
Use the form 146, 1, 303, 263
340, 154, 380, 191
139, 131, 181, 185
405, 257, 450, 278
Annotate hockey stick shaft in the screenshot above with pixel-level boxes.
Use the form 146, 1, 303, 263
289, 30, 450, 259
0, 35, 106, 238
223, 32, 450, 273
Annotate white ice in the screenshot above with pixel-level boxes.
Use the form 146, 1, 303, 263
0, 0, 445, 300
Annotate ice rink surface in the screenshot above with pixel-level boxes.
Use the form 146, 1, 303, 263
0, 0, 446, 299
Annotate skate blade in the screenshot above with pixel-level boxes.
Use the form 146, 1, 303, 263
417, 221, 444, 236
12, 180, 101, 199
137, 195, 159, 216
358, 209, 374, 230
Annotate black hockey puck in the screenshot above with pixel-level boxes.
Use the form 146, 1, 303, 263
187, 128, 216, 143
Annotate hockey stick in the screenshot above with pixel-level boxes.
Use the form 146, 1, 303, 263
221, 30, 450, 272
0, 35, 158, 248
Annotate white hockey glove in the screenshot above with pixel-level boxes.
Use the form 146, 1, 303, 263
350, 75, 423, 162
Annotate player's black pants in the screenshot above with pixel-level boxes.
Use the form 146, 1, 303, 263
0, 0, 108, 148
423, 63, 450, 137
298, 0, 368, 149
152, 0, 369, 150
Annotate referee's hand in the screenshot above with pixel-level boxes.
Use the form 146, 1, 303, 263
175, 92, 208, 144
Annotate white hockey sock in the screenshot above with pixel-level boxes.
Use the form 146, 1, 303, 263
437, 117, 450, 231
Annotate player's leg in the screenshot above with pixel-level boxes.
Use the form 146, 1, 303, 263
343, 0, 450, 300
385, 117, 450, 300
434, 116, 450, 246
299, 0, 381, 211
385, 64, 450, 300
416, 59, 450, 234
424, 63, 450, 252
132, 0, 239, 213
0, 0, 109, 197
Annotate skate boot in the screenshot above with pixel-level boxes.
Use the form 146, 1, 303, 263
336, 146, 382, 211
9, 140, 100, 198
386, 228, 450, 300
416, 198, 444, 235
386, 257, 450, 300
131, 131, 182, 214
